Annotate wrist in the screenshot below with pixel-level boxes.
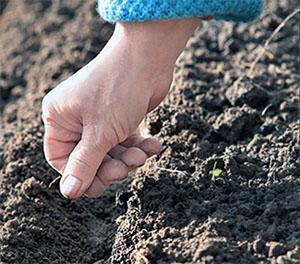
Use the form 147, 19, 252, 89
112, 18, 199, 65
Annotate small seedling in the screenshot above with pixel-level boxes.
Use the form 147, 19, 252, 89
209, 161, 224, 181
209, 168, 224, 181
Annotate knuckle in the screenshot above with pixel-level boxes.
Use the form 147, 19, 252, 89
41, 89, 61, 124
43, 146, 60, 172
42, 94, 54, 120
42, 114, 55, 126
42, 92, 53, 111
42, 85, 62, 114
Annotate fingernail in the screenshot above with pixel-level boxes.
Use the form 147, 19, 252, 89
60, 175, 82, 199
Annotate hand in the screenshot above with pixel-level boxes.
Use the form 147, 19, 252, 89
42, 19, 198, 199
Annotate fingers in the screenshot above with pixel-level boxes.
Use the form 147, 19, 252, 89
85, 145, 149, 199
59, 127, 110, 199
108, 144, 126, 159
121, 136, 162, 157
85, 156, 128, 198
84, 173, 106, 198
43, 115, 82, 174
43, 138, 76, 174
136, 138, 162, 156
85, 137, 162, 199
120, 134, 145, 148
109, 144, 148, 168
44, 121, 162, 200
120, 147, 147, 168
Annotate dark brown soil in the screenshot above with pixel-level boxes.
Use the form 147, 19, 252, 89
0, 0, 299, 263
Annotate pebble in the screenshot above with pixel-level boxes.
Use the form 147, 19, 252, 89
268, 242, 287, 257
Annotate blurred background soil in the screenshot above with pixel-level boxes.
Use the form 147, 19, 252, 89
0, 0, 299, 263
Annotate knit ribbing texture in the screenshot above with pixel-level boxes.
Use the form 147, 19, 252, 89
97, 0, 265, 23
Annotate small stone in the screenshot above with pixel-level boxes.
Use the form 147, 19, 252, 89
279, 100, 298, 112
10, 86, 24, 98
268, 242, 287, 257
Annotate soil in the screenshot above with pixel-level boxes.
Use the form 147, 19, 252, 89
0, 0, 299, 263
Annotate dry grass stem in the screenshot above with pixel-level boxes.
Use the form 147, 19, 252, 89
248, 9, 300, 77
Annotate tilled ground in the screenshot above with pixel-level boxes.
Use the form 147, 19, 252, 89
0, 0, 299, 263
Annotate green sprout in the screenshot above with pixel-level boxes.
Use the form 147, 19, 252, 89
209, 168, 224, 181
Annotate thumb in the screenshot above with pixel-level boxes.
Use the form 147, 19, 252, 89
59, 127, 110, 199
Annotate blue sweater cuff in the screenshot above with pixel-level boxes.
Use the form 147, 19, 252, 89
97, 0, 265, 23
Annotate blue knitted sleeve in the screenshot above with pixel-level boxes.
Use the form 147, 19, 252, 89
97, 0, 265, 23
